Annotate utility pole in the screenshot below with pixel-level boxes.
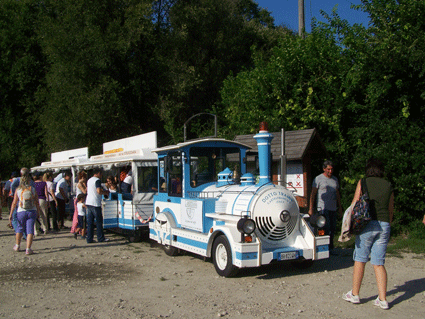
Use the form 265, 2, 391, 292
298, 0, 305, 38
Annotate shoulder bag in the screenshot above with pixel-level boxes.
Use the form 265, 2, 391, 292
350, 178, 371, 234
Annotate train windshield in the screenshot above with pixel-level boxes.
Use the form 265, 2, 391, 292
190, 147, 241, 187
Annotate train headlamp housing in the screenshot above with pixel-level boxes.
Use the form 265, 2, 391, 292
237, 217, 256, 235
309, 213, 326, 228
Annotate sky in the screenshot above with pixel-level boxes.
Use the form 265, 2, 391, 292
255, 0, 370, 33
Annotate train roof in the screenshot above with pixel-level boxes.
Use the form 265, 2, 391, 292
153, 138, 252, 154
31, 148, 157, 173
89, 148, 157, 166
31, 157, 90, 173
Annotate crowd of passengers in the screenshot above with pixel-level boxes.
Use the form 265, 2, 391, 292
1, 167, 136, 252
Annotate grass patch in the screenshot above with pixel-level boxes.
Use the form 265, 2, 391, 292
334, 233, 425, 256
387, 236, 425, 256
335, 237, 355, 249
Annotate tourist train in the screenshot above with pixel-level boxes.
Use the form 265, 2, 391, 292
31, 123, 329, 276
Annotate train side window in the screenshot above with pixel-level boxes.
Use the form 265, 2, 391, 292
159, 158, 167, 193
167, 152, 182, 197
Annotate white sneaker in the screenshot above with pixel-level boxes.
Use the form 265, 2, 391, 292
374, 296, 389, 309
342, 290, 360, 304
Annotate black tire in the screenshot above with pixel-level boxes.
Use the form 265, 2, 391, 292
128, 230, 142, 243
163, 244, 179, 256
212, 235, 239, 277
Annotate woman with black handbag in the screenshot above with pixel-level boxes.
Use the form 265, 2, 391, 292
342, 158, 394, 310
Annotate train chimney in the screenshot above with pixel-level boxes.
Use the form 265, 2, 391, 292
253, 122, 273, 185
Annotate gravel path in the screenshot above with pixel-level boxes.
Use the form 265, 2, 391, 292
0, 216, 424, 319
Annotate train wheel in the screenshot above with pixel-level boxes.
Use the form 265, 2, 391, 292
163, 243, 179, 256
128, 230, 142, 243
212, 235, 238, 277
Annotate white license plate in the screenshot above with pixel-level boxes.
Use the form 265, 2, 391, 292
280, 251, 298, 260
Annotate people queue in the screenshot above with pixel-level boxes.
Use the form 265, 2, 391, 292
2, 167, 135, 253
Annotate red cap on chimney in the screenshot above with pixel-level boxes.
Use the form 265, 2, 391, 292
259, 122, 268, 132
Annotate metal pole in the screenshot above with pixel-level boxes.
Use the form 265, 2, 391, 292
183, 113, 217, 142
298, 0, 305, 38
280, 128, 286, 186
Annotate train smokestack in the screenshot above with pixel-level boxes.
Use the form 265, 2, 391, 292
254, 122, 273, 185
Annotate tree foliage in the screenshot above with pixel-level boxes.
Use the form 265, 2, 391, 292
221, 0, 425, 232
155, 0, 286, 142
0, 0, 46, 173
220, 27, 348, 155
337, 0, 425, 229
36, 0, 163, 156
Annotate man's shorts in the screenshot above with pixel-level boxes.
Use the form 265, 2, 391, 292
353, 220, 391, 265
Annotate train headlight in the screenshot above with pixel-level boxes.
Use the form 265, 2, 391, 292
310, 214, 326, 228
237, 217, 256, 235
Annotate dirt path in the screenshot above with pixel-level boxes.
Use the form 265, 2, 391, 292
0, 216, 424, 319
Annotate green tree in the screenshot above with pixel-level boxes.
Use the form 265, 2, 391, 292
0, 0, 47, 175
37, 0, 163, 155
221, 0, 425, 233
220, 26, 348, 155
155, 0, 285, 142
335, 0, 425, 230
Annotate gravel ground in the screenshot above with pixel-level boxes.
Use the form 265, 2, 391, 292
0, 214, 424, 319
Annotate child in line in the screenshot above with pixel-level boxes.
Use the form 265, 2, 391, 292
74, 194, 87, 239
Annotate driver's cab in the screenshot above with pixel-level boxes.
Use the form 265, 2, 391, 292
155, 139, 251, 203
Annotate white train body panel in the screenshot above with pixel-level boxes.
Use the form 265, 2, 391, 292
149, 128, 329, 275
150, 183, 329, 270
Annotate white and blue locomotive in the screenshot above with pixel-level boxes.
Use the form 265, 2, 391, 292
149, 123, 329, 276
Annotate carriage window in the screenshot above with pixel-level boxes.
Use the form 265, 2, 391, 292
190, 147, 241, 187
137, 166, 158, 192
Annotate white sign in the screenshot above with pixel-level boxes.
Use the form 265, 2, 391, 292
51, 147, 89, 161
103, 131, 157, 154
181, 199, 203, 232
286, 163, 304, 196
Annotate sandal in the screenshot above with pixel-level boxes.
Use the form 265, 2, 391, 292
7, 223, 13, 229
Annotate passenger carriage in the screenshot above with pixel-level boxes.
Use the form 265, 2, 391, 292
31, 132, 158, 241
